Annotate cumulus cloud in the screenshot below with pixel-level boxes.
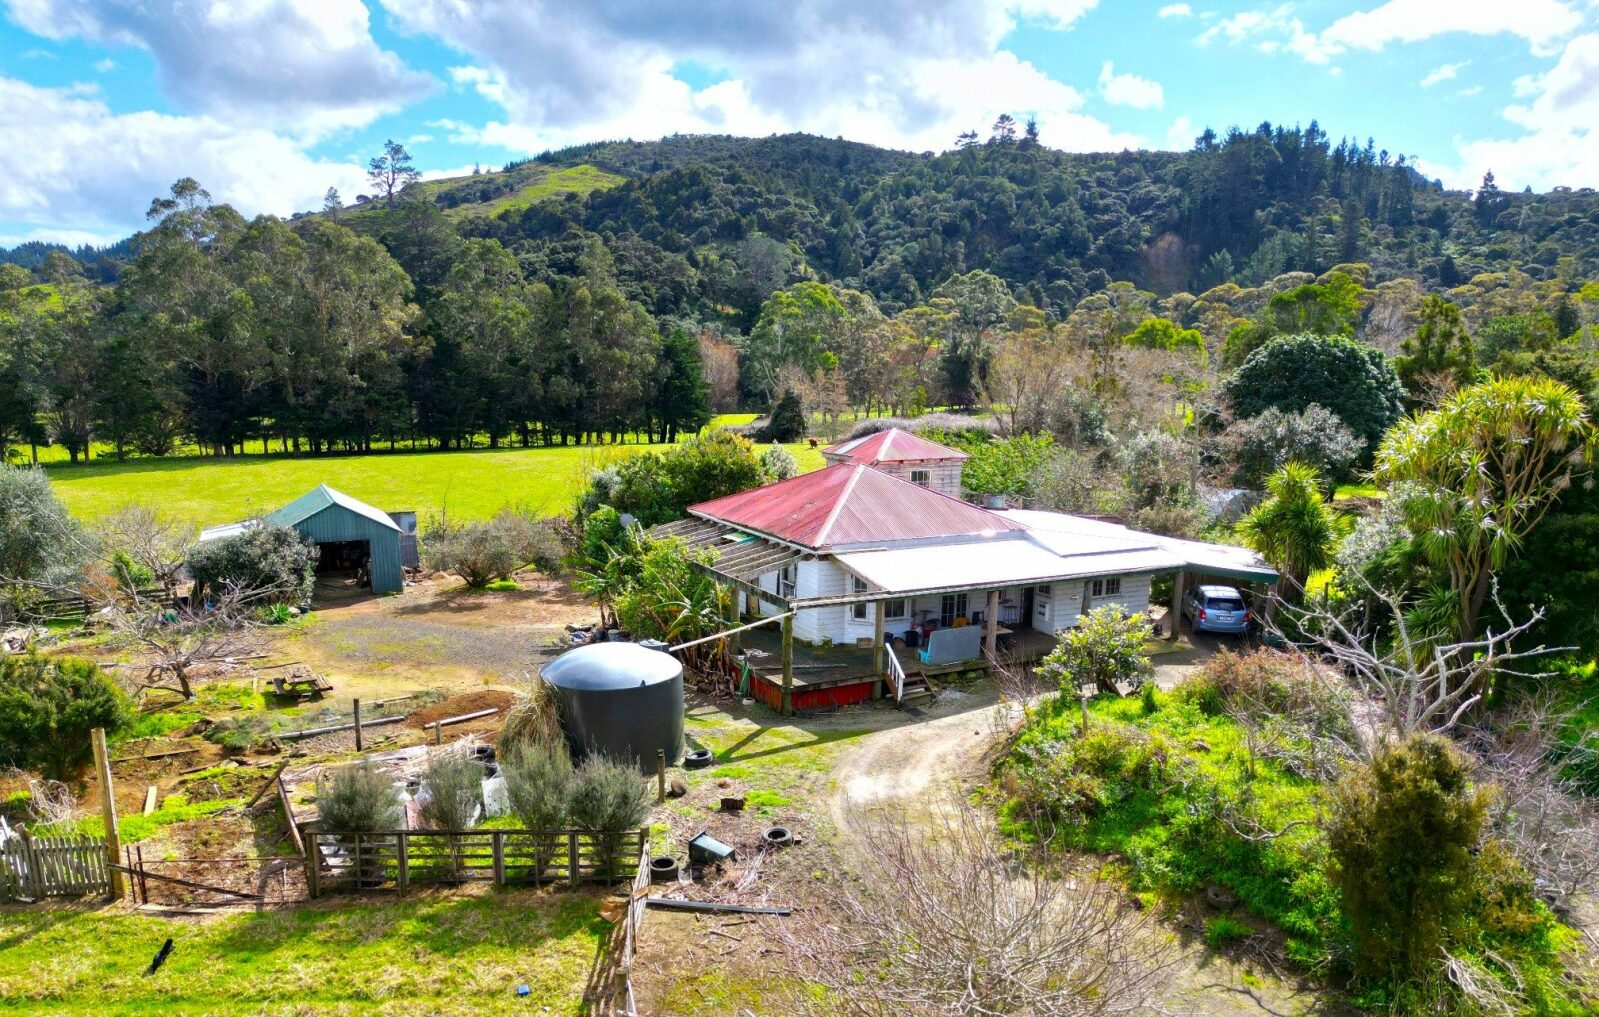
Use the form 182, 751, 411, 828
1420, 32, 1599, 190
4, 0, 434, 134
1421, 61, 1467, 87
1098, 61, 1164, 109
1158, 4, 1192, 18
1201, 0, 1580, 66
1319, 0, 1581, 56
0, 76, 368, 244
383, 0, 1131, 155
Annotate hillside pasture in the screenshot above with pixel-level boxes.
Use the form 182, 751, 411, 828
43, 435, 825, 525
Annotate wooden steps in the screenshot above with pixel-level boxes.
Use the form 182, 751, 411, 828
897, 670, 934, 704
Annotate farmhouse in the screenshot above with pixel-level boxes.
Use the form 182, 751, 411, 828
198, 484, 412, 595
651, 428, 1276, 713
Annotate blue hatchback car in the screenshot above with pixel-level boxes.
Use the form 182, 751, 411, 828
1182, 584, 1251, 635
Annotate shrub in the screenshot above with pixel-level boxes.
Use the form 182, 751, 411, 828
1038, 606, 1152, 695
569, 755, 650, 832
418, 749, 483, 831
756, 388, 806, 442
577, 429, 765, 528
0, 653, 128, 781
570, 753, 651, 878
844, 413, 999, 444
1118, 430, 1197, 510
423, 509, 545, 588
1325, 734, 1491, 986
186, 522, 315, 605
1224, 404, 1363, 489
502, 743, 575, 830
0, 465, 89, 597
1223, 334, 1406, 454
759, 442, 798, 481
961, 433, 1055, 497
316, 760, 402, 833
1176, 648, 1353, 742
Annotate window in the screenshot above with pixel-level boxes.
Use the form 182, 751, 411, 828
884, 598, 907, 621
1037, 584, 1051, 596
910, 468, 931, 487
939, 592, 968, 627
851, 576, 869, 621
1089, 576, 1122, 597
778, 564, 796, 599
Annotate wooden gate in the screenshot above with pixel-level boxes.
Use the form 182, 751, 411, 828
0, 831, 112, 902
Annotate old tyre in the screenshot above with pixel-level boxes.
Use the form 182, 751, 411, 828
683, 748, 713, 769
650, 856, 680, 882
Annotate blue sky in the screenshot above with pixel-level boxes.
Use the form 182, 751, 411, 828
2, 0, 1596, 246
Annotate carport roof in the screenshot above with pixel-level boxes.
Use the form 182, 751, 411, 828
266, 485, 400, 532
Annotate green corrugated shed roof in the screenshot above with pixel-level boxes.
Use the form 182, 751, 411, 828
265, 485, 400, 532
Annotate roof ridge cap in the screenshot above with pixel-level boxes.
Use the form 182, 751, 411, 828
814, 464, 866, 546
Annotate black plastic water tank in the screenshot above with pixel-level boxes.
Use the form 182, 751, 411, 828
541, 642, 685, 773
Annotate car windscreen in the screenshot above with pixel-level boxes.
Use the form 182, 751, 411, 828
1206, 597, 1245, 611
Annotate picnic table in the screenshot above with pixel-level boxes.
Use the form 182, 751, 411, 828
270, 667, 333, 700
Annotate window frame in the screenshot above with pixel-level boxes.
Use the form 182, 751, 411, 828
851, 576, 869, 621
777, 563, 796, 599
909, 468, 931, 487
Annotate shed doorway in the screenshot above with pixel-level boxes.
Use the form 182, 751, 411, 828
314, 539, 372, 592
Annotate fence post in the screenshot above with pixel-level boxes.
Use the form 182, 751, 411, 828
567, 831, 580, 889
91, 728, 125, 900
492, 832, 505, 886
352, 699, 363, 752
306, 833, 322, 899
656, 749, 665, 804
395, 832, 408, 896
433, 721, 442, 746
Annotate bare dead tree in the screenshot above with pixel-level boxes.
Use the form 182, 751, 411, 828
106, 582, 268, 700
779, 806, 1177, 1017
1270, 580, 1563, 748
92, 507, 196, 604
1461, 696, 1599, 923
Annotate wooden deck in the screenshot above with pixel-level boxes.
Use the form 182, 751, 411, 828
738, 625, 1057, 689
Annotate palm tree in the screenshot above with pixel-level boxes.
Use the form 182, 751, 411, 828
1238, 462, 1339, 604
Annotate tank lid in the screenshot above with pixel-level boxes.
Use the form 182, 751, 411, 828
542, 641, 683, 691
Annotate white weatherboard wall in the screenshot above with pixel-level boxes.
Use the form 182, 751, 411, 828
867, 461, 963, 498
1034, 575, 1151, 633
755, 563, 1154, 645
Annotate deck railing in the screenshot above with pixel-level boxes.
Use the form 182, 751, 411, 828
885, 646, 909, 703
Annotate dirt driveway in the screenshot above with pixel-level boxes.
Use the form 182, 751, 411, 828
820, 669, 1349, 1017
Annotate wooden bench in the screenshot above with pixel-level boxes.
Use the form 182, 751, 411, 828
270, 668, 333, 699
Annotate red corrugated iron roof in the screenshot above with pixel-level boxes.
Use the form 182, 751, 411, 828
688, 463, 1020, 549
820, 427, 968, 465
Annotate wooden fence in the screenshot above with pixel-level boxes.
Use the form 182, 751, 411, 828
619, 839, 652, 1016
0, 831, 113, 902
305, 827, 649, 896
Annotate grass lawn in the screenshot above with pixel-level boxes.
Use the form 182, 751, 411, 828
1333, 482, 1385, 500
44, 440, 827, 525
0, 892, 610, 1016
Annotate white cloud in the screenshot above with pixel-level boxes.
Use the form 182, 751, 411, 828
1421, 33, 1599, 189
92, 57, 114, 72
1457, 85, 1483, 97
3, 0, 434, 134
1202, 0, 1581, 67
1158, 4, 1192, 18
385, 0, 1134, 155
1098, 61, 1164, 109
1421, 61, 1467, 87
1320, 0, 1581, 56
1164, 115, 1196, 150
0, 76, 368, 243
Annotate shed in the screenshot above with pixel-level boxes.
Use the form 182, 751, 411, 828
268, 485, 406, 595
